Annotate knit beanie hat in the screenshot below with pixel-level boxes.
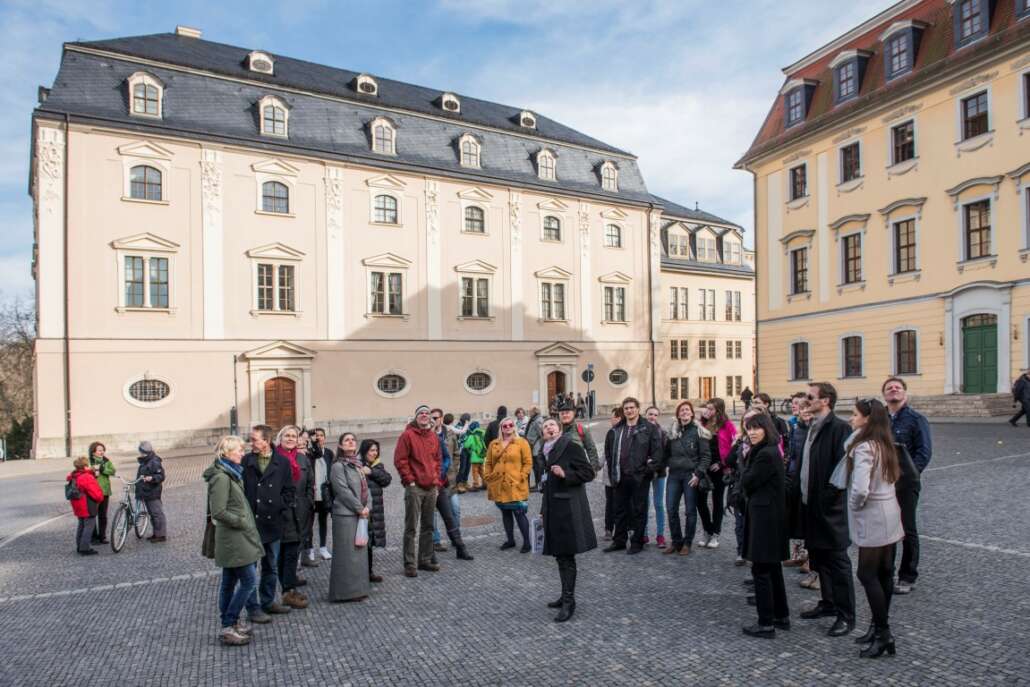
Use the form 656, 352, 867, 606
414, 404, 431, 417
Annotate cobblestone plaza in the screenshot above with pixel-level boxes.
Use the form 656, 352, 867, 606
0, 421, 1027, 686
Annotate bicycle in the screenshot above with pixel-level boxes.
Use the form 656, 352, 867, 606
110, 476, 151, 553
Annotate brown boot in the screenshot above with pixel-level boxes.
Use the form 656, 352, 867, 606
663, 545, 680, 555
282, 591, 309, 609
678, 545, 691, 556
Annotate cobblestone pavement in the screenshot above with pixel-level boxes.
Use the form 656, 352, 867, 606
0, 422, 1027, 686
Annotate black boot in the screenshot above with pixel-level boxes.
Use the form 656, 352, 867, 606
859, 627, 896, 658
449, 530, 474, 561
854, 623, 876, 645
555, 558, 576, 622
549, 558, 568, 609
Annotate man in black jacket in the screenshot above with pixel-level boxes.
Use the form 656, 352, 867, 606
242, 424, 296, 620
796, 383, 856, 637
602, 397, 663, 555
305, 428, 334, 565
1010, 369, 1030, 427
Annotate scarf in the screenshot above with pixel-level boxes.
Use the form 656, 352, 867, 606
218, 457, 244, 481
542, 437, 560, 459
277, 446, 300, 482
341, 453, 369, 505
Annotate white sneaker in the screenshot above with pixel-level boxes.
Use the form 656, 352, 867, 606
707, 534, 720, 549
319, 546, 332, 560
699, 533, 711, 547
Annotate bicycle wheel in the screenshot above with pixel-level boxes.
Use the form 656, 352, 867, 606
134, 500, 151, 539
111, 505, 129, 553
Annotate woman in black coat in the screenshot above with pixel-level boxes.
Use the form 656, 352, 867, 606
740, 413, 790, 638
359, 439, 392, 583
540, 418, 596, 622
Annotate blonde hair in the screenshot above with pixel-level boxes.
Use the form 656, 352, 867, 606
73, 456, 89, 470
275, 425, 301, 446
216, 435, 245, 458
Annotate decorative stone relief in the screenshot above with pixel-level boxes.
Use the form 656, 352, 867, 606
578, 201, 590, 258
325, 167, 344, 240
948, 71, 998, 96
37, 128, 64, 213
425, 179, 439, 247
200, 149, 223, 217
509, 189, 521, 245
1013, 55, 1030, 71
781, 149, 811, 165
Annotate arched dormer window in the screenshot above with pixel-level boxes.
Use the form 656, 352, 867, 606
259, 95, 289, 137
127, 72, 163, 119
355, 74, 379, 96
370, 117, 396, 155
441, 92, 461, 113
129, 165, 163, 201
536, 149, 556, 181
518, 110, 537, 129
247, 51, 275, 75
262, 181, 289, 214
459, 134, 481, 168
600, 161, 619, 192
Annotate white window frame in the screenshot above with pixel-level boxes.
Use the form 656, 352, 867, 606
112, 233, 179, 313
458, 133, 481, 168
887, 117, 918, 172
370, 116, 397, 155
356, 74, 379, 96
441, 92, 461, 114
362, 254, 411, 318
957, 193, 994, 262
538, 279, 570, 322
789, 339, 811, 381
463, 368, 496, 396
123, 375, 175, 409
247, 245, 304, 317
787, 243, 812, 296
667, 225, 691, 258
669, 286, 689, 321
890, 326, 921, 376
600, 161, 619, 192
787, 162, 809, 204
601, 285, 628, 324
461, 202, 488, 235
839, 332, 865, 379
127, 72, 163, 119
541, 214, 564, 243
836, 138, 863, 187
697, 288, 716, 321
536, 149, 557, 181
724, 239, 742, 265
372, 368, 411, 399
604, 223, 623, 248
370, 192, 402, 226
889, 212, 921, 276
519, 110, 537, 129
258, 95, 289, 138
454, 260, 497, 320
254, 175, 296, 217
695, 231, 717, 262
123, 161, 169, 204
838, 229, 865, 286
953, 84, 993, 151
1019, 67, 1030, 130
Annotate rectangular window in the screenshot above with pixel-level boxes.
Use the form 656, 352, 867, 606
961, 91, 989, 140
842, 233, 862, 284
726, 341, 733, 359
1025, 73, 1030, 119
370, 271, 402, 315
669, 287, 688, 320
680, 340, 690, 359
541, 282, 565, 320
387, 273, 402, 315
670, 377, 679, 400
604, 286, 626, 322
707, 289, 715, 320
460, 277, 490, 318
726, 376, 734, 398
964, 200, 991, 259
791, 341, 809, 380
790, 248, 809, 294
708, 340, 716, 359
786, 88, 804, 125
735, 340, 742, 359
895, 330, 918, 375
842, 336, 863, 378
670, 340, 679, 360
789, 165, 807, 201
958, 0, 984, 42
699, 340, 708, 360
837, 61, 857, 101
726, 241, 741, 265
148, 257, 168, 308
277, 265, 295, 312
125, 256, 144, 307
887, 33, 910, 78
725, 290, 733, 321
696, 237, 717, 262
723, 290, 742, 321
734, 376, 743, 396
257, 264, 274, 311
840, 142, 861, 183
669, 235, 689, 258
892, 121, 915, 164
604, 225, 622, 248
894, 219, 917, 273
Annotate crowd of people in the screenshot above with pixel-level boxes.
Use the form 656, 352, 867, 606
63, 376, 935, 655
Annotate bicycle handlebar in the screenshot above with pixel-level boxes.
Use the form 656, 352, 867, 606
114, 476, 145, 485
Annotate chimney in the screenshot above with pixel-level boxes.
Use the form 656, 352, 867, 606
175, 25, 202, 39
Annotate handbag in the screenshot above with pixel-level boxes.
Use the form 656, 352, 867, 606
829, 456, 849, 490
354, 518, 369, 548
201, 505, 216, 559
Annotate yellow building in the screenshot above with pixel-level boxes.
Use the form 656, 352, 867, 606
736, 0, 1030, 402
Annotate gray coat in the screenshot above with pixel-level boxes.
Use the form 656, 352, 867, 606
330, 460, 368, 517
282, 452, 314, 544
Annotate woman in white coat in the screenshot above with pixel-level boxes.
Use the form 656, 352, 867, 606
840, 398, 904, 659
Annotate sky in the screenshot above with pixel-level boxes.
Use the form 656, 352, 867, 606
0, 0, 898, 302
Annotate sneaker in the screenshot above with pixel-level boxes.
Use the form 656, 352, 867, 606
301, 550, 319, 567
318, 546, 332, 560
234, 621, 253, 637
707, 534, 720, 549
734, 555, 746, 566
699, 533, 711, 548
434, 542, 449, 553
799, 572, 821, 590
248, 610, 272, 624
219, 626, 250, 646
264, 602, 291, 615
895, 580, 914, 595
656, 535, 667, 549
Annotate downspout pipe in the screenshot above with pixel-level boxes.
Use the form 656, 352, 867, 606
63, 114, 72, 458
647, 203, 657, 409
743, 165, 759, 392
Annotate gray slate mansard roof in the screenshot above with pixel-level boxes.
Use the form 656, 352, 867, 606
650, 194, 753, 277
35, 32, 653, 205
650, 194, 741, 230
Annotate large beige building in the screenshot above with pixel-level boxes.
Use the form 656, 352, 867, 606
737, 0, 1029, 401
29, 28, 754, 458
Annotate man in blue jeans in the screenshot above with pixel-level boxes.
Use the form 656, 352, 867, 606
642, 407, 668, 548
241, 425, 295, 620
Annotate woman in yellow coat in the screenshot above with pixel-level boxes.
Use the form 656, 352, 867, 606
484, 416, 534, 552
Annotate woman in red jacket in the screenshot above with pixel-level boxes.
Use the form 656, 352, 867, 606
67, 456, 105, 555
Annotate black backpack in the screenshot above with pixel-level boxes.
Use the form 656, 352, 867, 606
65, 477, 81, 501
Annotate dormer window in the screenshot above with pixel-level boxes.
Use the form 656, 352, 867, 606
536, 149, 556, 181
830, 50, 870, 104
518, 110, 537, 129
880, 20, 926, 81
127, 72, 163, 119
355, 74, 379, 96
458, 134, 481, 168
953, 0, 989, 48
600, 161, 618, 192
441, 92, 461, 113
258, 95, 289, 137
1018, 0, 1030, 20
781, 79, 817, 128
369, 117, 396, 155
247, 51, 274, 75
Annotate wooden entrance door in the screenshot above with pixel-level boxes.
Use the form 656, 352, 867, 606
699, 376, 715, 400
264, 377, 297, 429
547, 371, 567, 406
962, 314, 997, 393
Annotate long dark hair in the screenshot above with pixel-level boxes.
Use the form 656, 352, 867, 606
358, 439, 381, 464
743, 412, 780, 447
707, 398, 729, 431
847, 399, 899, 483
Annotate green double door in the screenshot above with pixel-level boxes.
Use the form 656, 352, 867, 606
962, 314, 997, 394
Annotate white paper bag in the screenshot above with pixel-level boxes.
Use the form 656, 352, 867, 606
530, 515, 545, 555
354, 518, 369, 548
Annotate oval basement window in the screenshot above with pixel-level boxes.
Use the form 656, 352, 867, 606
128, 379, 171, 403
609, 369, 629, 385
377, 374, 407, 395
466, 372, 492, 391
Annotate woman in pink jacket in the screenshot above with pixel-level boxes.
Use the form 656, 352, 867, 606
67, 456, 105, 555
696, 398, 737, 550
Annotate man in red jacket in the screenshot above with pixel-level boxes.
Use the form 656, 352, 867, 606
394, 404, 442, 577
68, 456, 105, 555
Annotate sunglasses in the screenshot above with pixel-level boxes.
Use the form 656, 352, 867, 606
805, 394, 821, 401
431, 416, 442, 421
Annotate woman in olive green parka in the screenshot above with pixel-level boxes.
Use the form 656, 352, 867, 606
87, 442, 116, 544
203, 436, 264, 646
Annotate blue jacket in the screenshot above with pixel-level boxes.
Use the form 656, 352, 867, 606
889, 404, 932, 472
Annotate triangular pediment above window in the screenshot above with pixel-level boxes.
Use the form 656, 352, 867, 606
537, 198, 569, 212
599, 207, 629, 220
242, 340, 316, 361
456, 186, 494, 201
117, 140, 174, 160
534, 342, 582, 358
598, 271, 632, 285
251, 158, 301, 176
454, 259, 497, 274
534, 266, 573, 280
693, 225, 716, 238
361, 252, 412, 269
365, 174, 407, 190
246, 242, 305, 261
110, 232, 180, 253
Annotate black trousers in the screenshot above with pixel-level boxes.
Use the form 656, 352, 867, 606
857, 544, 895, 628
556, 554, 577, 600
604, 485, 614, 532
277, 540, 301, 592
697, 478, 726, 535
316, 505, 330, 548
751, 562, 789, 625
895, 484, 920, 584
1010, 401, 1030, 426
93, 496, 110, 541
613, 475, 651, 547
808, 546, 856, 622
